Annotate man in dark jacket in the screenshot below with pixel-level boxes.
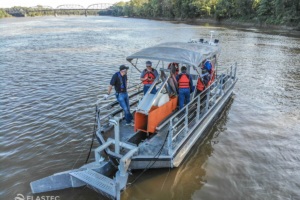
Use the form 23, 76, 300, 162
105, 65, 134, 126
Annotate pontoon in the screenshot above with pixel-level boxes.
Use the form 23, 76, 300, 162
30, 33, 238, 200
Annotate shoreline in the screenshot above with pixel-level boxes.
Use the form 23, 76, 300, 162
122, 16, 300, 31
2, 15, 299, 31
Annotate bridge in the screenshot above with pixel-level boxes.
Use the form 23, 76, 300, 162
6, 3, 113, 17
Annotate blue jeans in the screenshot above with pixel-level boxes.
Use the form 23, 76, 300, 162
115, 92, 133, 124
143, 85, 157, 95
179, 88, 190, 110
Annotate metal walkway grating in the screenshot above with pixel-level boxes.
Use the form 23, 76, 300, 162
70, 169, 116, 197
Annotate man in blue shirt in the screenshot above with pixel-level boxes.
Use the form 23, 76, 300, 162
176, 66, 193, 110
105, 65, 134, 126
140, 61, 159, 95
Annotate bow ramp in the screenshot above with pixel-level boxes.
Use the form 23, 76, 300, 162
30, 136, 138, 200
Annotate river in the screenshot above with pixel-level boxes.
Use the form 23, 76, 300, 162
0, 16, 300, 200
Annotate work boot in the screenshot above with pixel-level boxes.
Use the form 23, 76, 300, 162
126, 122, 135, 126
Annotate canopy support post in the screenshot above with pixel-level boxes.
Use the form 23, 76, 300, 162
129, 59, 141, 73
155, 60, 160, 70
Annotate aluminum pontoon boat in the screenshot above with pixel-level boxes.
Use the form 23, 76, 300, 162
30, 33, 238, 200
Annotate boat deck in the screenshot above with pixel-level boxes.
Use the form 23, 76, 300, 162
103, 102, 208, 157
101, 73, 231, 160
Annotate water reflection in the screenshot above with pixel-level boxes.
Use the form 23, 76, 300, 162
120, 97, 235, 200
1, 16, 299, 200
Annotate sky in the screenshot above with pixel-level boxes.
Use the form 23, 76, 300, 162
0, 0, 129, 8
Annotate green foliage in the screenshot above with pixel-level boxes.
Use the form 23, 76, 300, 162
236, 0, 255, 17
214, 0, 237, 20
0, 9, 12, 18
105, 0, 298, 25
257, 0, 273, 17
2, 5, 111, 18
275, 0, 284, 19
2, 0, 299, 25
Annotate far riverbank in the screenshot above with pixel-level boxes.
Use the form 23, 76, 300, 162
121, 16, 300, 31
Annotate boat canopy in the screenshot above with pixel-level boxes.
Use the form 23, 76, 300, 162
126, 42, 221, 67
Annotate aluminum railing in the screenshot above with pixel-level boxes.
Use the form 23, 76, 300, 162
95, 80, 164, 137
167, 63, 237, 156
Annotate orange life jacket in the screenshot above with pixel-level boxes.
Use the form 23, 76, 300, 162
178, 73, 191, 88
196, 78, 205, 91
196, 61, 215, 91
143, 69, 156, 85
168, 63, 179, 75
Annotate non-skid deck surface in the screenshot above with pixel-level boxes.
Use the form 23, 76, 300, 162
104, 96, 217, 157
136, 104, 213, 157
138, 124, 170, 156
103, 116, 136, 145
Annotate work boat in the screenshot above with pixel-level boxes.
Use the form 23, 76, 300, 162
31, 35, 238, 200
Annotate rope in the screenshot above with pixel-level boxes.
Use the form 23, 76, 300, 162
122, 131, 170, 194
161, 165, 171, 191
126, 82, 143, 93
85, 105, 98, 164
70, 106, 97, 169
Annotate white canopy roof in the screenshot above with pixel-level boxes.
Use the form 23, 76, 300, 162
126, 42, 221, 67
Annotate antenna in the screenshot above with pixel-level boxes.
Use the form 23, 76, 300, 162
210, 31, 214, 43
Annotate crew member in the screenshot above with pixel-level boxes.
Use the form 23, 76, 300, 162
176, 66, 193, 110
203, 59, 215, 86
105, 65, 134, 126
196, 59, 215, 103
168, 62, 179, 75
196, 69, 210, 96
140, 61, 159, 95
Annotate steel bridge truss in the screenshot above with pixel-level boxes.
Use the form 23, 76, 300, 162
29, 6, 53, 10
56, 4, 85, 9
6, 3, 113, 15
86, 3, 112, 10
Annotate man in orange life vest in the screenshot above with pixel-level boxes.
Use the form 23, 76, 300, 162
140, 61, 159, 95
196, 59, 214, 96
176, 66, 193, 110
105, 65, 134, 126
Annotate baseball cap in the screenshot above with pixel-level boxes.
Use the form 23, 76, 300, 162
146, 61, 152, 66
119, 65, 129, 71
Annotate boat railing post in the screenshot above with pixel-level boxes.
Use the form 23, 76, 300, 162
213, 86, 217, 105
234, 62, 237, 81
184, 106, 188, 136
219, 73, 224, 96
230, 65, 233, 85
205, 88, 210, 112
97, 104, 101, 132
115, 117, 120, 154
168, 122, 173, 156
109, 117, 120, 154
116, 182, 121, 200
224, 74, 228, 92
196, 95, 200, 121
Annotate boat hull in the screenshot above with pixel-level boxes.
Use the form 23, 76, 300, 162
127, 79, 237, 169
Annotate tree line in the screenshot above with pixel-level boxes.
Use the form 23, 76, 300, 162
110, 0, 300, 25
0, 9, 12, 18
1, 6, 108, 17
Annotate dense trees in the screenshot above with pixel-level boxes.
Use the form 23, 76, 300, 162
2, 6, 106, 17
0, 9, 12, 18
1, 1, 298, 25
111, 0, 300, 25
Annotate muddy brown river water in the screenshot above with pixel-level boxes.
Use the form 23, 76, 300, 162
1, 16, 300, 200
